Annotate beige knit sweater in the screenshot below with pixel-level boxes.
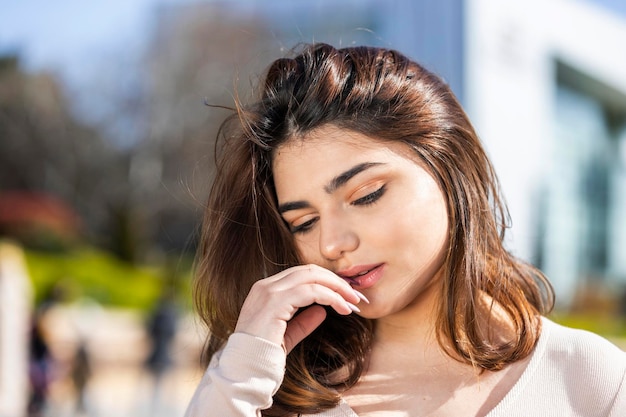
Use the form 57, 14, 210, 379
185, 318, 626, 416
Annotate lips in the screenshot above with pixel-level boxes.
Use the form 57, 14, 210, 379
337, 263, 384, 289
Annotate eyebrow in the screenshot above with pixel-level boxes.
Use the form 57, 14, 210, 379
278, 201, 310, 214
278, 162, 385, 214
324, 162, 384, 193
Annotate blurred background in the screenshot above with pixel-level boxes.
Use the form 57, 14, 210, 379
1, 0, 625, 416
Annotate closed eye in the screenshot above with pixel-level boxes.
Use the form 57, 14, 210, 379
290, 217, 318, 234
352, 185, 386, 206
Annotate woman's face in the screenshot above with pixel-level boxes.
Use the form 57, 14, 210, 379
272, 125, 449, 319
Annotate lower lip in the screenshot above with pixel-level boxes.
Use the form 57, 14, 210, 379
348, 264, 384, 289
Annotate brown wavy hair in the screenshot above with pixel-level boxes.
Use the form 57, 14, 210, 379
194, 43, 554, 416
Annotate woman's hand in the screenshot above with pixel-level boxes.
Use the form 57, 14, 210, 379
234, 264, 365, 353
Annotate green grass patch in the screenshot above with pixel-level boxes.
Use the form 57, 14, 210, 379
24, 247, 191, 311
549, 312, 626, 338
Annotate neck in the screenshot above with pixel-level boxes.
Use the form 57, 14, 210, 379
371, 282, 520, 371
372, 275, 443, 359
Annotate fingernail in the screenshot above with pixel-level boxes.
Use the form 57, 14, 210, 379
346, 302, 361, 313
353, 289, 370, 304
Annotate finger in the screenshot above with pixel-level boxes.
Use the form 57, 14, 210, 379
271, 264, 361, 305
303, 283, 360, 316
284, 305, 327, 353
235, 265, 362, 346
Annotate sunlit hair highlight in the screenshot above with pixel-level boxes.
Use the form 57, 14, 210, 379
194, 43, 554, 416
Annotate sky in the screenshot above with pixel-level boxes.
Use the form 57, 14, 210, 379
0, 0, 368, 140
1, 0, 626, 93
0, 0, 152, 67
0, 0, 201, 83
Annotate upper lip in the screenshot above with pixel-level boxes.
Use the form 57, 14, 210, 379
336, 263, 382, 279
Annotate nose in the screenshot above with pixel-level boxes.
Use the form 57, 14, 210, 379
318, 215, 359, 261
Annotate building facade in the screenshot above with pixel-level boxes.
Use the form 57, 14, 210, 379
465, 0, 626, 306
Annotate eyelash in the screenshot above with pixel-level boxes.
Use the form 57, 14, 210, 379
289, 185, 386, 234
290, 218, 317, 234
352, 185, 386, 206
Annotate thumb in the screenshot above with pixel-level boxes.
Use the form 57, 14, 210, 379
283, 305, 327, 354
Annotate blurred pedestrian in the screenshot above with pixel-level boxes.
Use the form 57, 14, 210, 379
71, 340, 91, 415
145, 291, 178, 408
27, 311, 52, 417
146, 293, 177, 376
27, 283, 66, 416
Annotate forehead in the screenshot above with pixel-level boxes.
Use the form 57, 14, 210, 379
271, 126, 417, 195
275, 127, 387, 159
273, 127, 392, 170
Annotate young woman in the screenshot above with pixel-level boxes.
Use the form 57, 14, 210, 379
185, 43, 626, 417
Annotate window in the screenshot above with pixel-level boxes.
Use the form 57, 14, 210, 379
535, 61, 626, 306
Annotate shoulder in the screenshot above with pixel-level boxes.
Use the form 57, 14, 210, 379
490, 318, 625, 417
538, 318, 626, 413
541, 317, 626, 371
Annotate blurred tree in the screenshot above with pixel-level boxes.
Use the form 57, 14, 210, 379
1, 3, 281, 264
141, 4, 278, 248
0, 56, 125, 251
82, 3, 279, 261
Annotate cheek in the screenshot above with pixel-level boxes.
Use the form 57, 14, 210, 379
293, 234, 322, 263
396, 196, 449, 261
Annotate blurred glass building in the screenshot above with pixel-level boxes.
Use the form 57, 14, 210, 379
464, 0, 626, 307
